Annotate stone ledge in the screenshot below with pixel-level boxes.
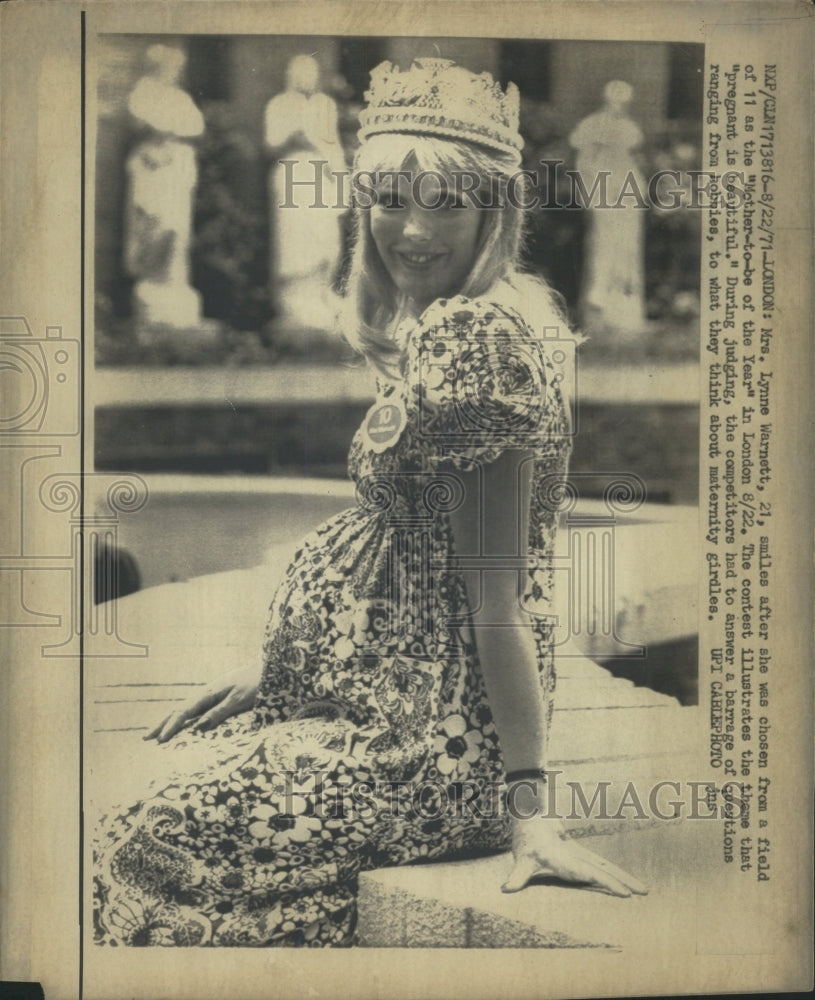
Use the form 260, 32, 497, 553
93, 362, 699, 407
87, 561, 703, 958
357, 819, 703, 949
358, 876, 611, 949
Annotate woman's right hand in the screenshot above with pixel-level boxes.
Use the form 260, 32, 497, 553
503, 813, 648, 898
144, 665, 260, 743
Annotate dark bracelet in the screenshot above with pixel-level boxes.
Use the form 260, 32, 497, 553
504, 768, 547, 785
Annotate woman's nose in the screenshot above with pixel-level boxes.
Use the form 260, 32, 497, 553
402, 207, 433, 241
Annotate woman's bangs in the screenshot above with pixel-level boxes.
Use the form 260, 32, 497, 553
354, 134, 418, 177
354, 134, 496, 192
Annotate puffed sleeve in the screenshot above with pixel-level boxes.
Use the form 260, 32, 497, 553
406, 295, 567, 468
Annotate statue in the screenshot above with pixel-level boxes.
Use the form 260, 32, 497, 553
569, 80, 648, 341
264, 55, 346, 333
124, 44, 206, 331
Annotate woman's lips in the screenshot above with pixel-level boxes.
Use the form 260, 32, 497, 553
393, 248, 449, 268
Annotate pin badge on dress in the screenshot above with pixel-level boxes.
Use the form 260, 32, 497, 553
362, 396, 408, 453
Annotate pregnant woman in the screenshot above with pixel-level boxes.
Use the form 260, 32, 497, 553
94, 57, 645, 948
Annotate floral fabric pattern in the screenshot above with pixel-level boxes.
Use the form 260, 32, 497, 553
93, 294, 572, 947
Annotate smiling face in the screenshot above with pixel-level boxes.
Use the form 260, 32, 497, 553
369, 168, 483, 314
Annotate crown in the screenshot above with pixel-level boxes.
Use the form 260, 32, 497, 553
357, 58, 523, 162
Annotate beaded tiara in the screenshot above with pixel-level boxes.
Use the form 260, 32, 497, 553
357, 58, 523, 163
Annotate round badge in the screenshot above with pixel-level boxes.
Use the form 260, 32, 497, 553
363, 397, 407, 453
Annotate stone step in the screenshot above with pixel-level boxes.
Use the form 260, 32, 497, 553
549, 705, 693, 765
357, 818, 704, 949
89, 687, 682, 737
89, 661, 682, 731
85, 504, 704, 954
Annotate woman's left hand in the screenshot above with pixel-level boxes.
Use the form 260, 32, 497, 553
502, 816, 649, 898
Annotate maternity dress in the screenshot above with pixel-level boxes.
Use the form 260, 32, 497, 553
93, 292, 571, 947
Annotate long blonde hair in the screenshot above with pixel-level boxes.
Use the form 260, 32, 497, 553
340, 133, 568, 375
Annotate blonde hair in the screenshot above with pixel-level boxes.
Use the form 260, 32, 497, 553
340, 133, 568, 375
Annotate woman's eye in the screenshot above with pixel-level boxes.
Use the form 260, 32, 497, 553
432, 188, 469, 210
375, 190, 407, 210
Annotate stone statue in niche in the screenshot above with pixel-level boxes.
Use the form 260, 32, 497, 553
264, 54, 346, 333
569, 80, 648, 342
124, 44, 206, 331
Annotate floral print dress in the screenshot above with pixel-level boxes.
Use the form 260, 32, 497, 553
93, 293, 572, 947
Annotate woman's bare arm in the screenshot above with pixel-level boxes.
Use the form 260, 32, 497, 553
446, 449, 548, 774
446, 450, 647, 897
